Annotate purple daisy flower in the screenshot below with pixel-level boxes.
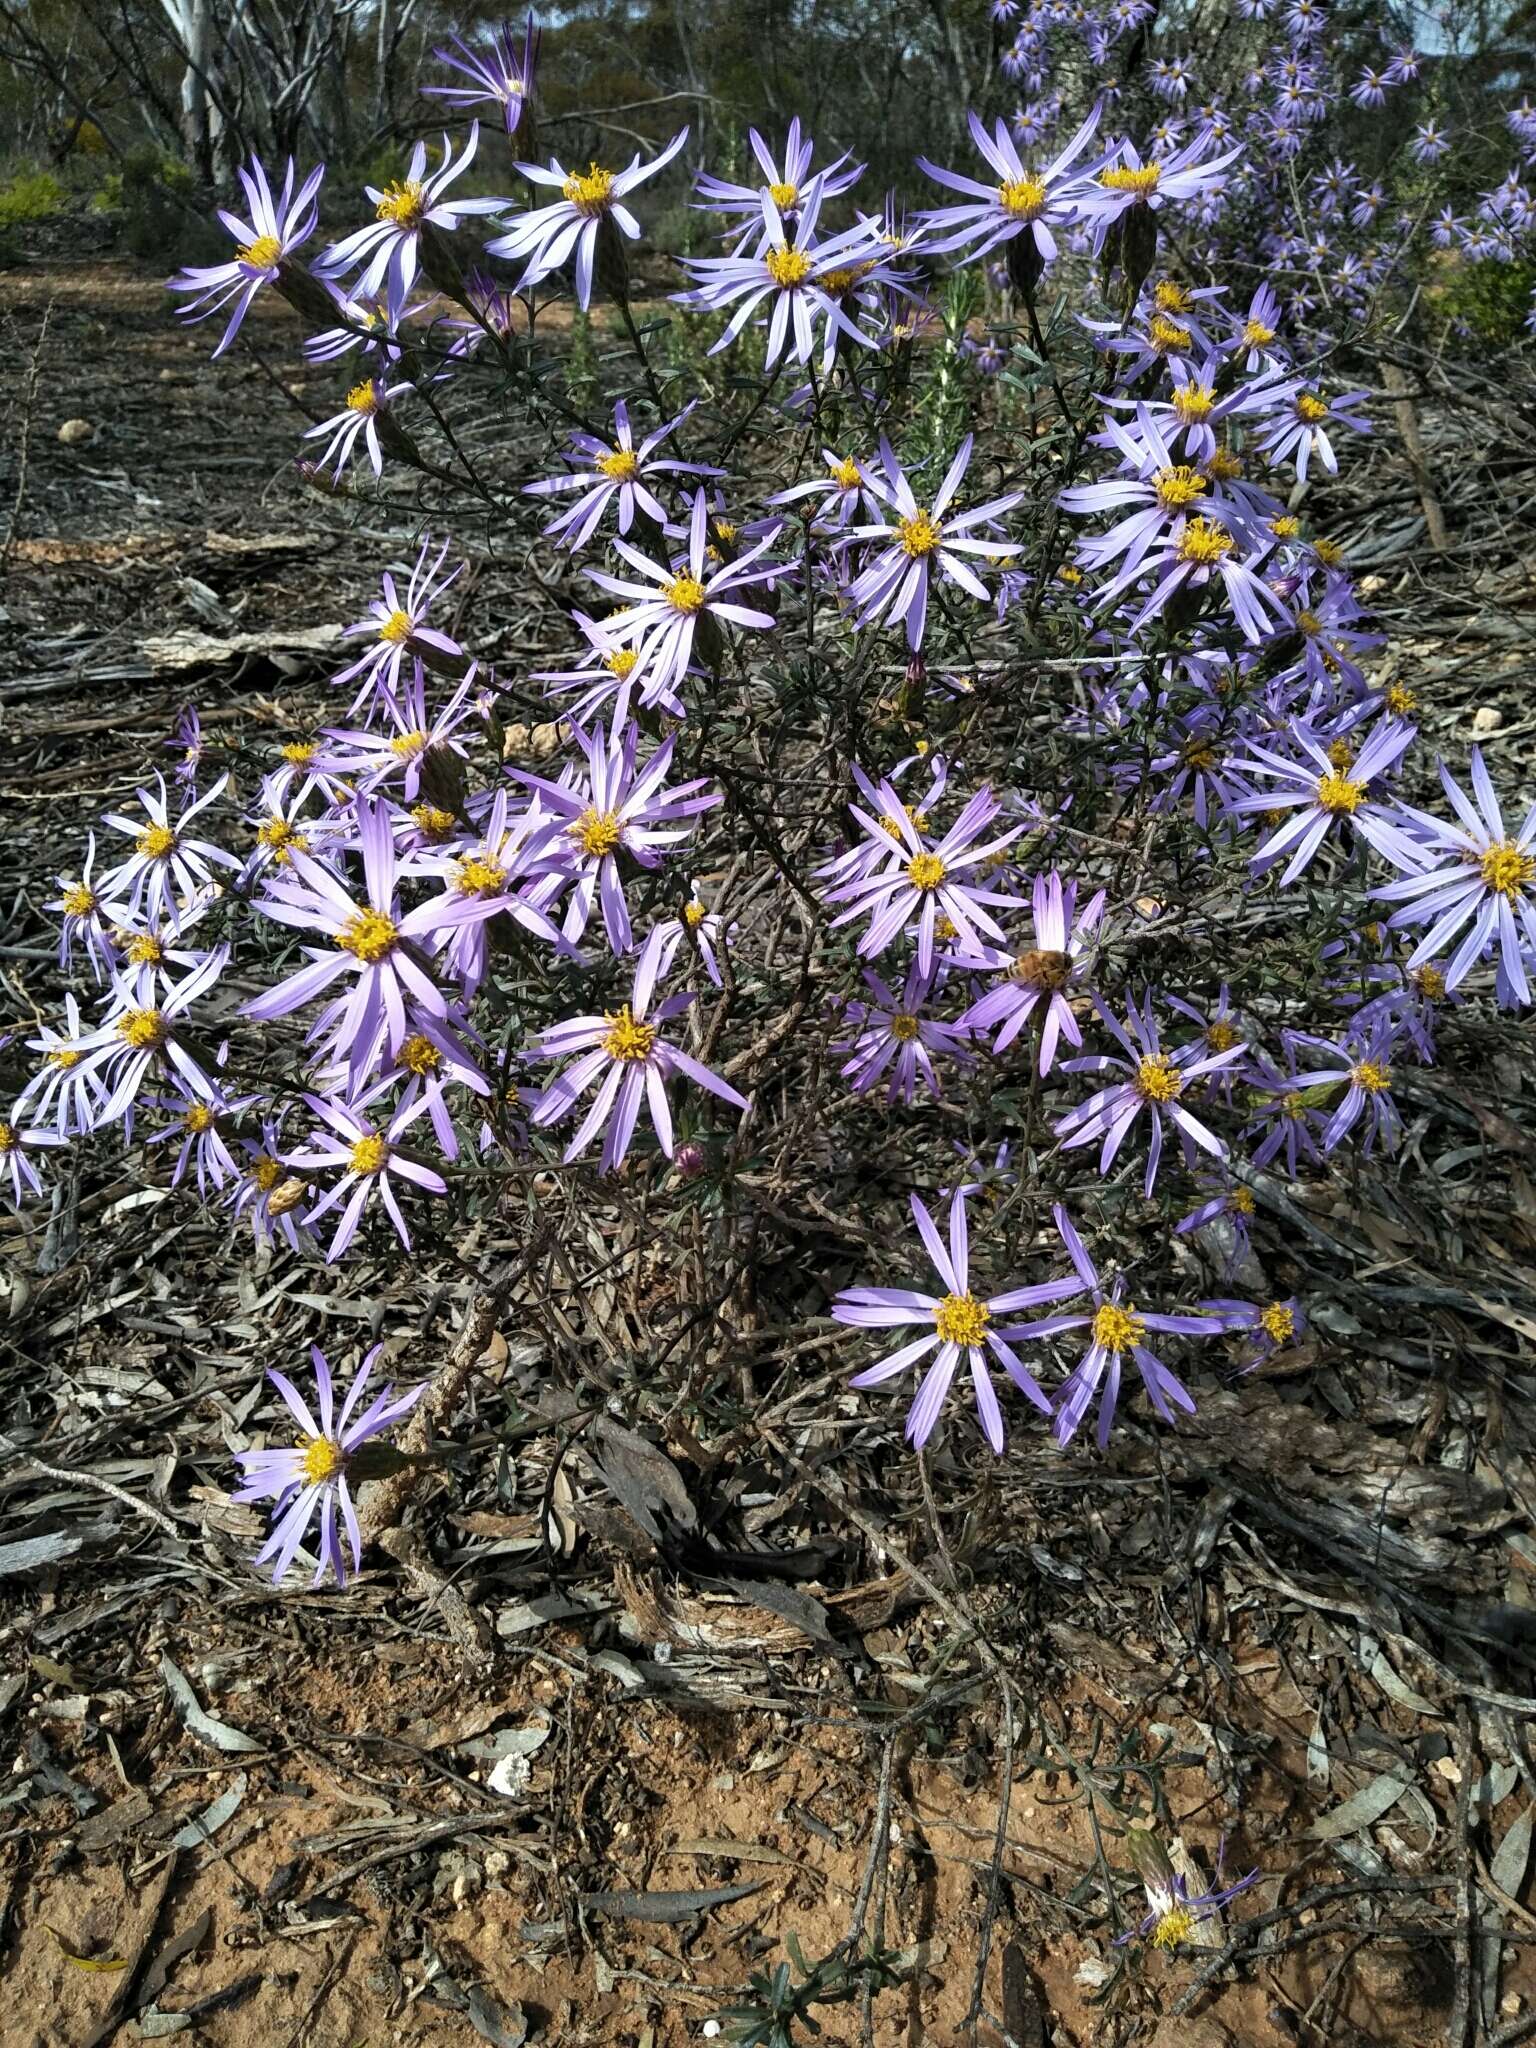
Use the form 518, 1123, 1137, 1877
48, 832, 116, 982
486, 128, 689, 307
57, 948, 230, 1131
999, 1204, 1228, 1446
513, 719, 721, 956
956, 870, 1105, 1073
1255, 385, 1370, 483
825, 778, 1021, 979
145, 1087, 255, 1198
303, 373, 415, 480
1077, 129, 1243, 250
14, 995, 104, 1137
675, 179, 884, 369
528, 928, 749, 1172
169, 156, 325, 356
524, 400, 721, 551
1175, 1179, 1257, 1276
0, 1112, 63, 1207
100, 773, 237, 928
917, 103, 1106, 269
1227, 719, 1419, 882
583, 491, 777, 708
316, 664, 479, 801
1055, 993, 1246, 1195
845, 436, 1023, 650
424, 13, 539, 136
1289, 1025, 1403, 1153
333, 537, 464, 715
1373, 747, 1536, 1006
243, 796, 523, 1083
1117, 1828, 1259, 1950
832, 1187, 1083, 1452
290, 1084, 447, 1260
693, 117, 864, 230
320, 127, 505, 319
834, 961, 971, 1105
232, 1345, 425, 1586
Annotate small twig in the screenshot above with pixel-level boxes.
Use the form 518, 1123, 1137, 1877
0, 1431, 181, 1537
0, 299, 52, 576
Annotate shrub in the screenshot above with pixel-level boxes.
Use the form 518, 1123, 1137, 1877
0, 165, 66, 228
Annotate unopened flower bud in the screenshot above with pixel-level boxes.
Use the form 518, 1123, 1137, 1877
673, 1142, 707, 1181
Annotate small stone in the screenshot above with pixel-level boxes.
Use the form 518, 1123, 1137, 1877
57, 418, 95, 445
158, 368, 178, 383
1503, 1994, 1523, 2017
1472, 705, 1504, 736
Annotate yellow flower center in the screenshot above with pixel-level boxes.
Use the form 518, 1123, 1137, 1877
1270, 515, 1301, 539
120, 1007, 167, 1050
571, 808, 623, 859
1295, 392, 1330, 424
1481, 840, 1535, 902
1152, 1905, 1197, 1950
898, 509, 942, 557
765, 243, 813, 288
597, 448, 640, 480
1154, 465, 1207, 510
249, 1154, 282, 1193
1010, 947, 1072, 991
62, 883, 97, 917
379, 608, 414, 645
1243, 318, 1275, 347
768, 179, 800, 210
934, 1291, 990, 1348
0, 1122, 15, 1151
50, 1049, 83, 1070
1182, 740, 1217, 770
818, 265, 868, 295
183, 1103, 216, 1133
376, 178, 427, 227
1207, 447, 1243, 481
1100, 163, 1162, 198
125, 933, 165, 965
1231, 1187, 1256, 1216
336, 909, 399, 962
350, 1134, 389, 1174
239, 233, 283, 270
301, 1435, 343, 1484
1153, 281, 1191, 314
562, 163, 614, 215
1206, 1018, 1239, 1051
389, 729, 428, 757
137, 824, 177, 861
1149, 313, 1192, 352
1172, 383, 1215, 423
345, 380, 380, 414
400, 1033, 442, 1076
998, 176, 1047, 219
1352, 1059, 1392, 1093
258, 817, 307, 861
1316, 770, 1364, 815
1314, 537, 1344, 566
666, 574, 707, 614
1412, 964, 1446, 1000
683, 900, 708, 928
829, 456, 862, 490
1177, 518, 1232, 565
282, 742, 316, 765
602, 1005, 656, 1062
606, 647, 639, 677
411, 803, 456, 840
905, 851, 947, 892
1092, 1300, 1145, 1352
453, 853, 508, 896
1136, 1053, 1182, 1102
890, 1012, 921, 1043
1260, 1301, 1295, 1343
